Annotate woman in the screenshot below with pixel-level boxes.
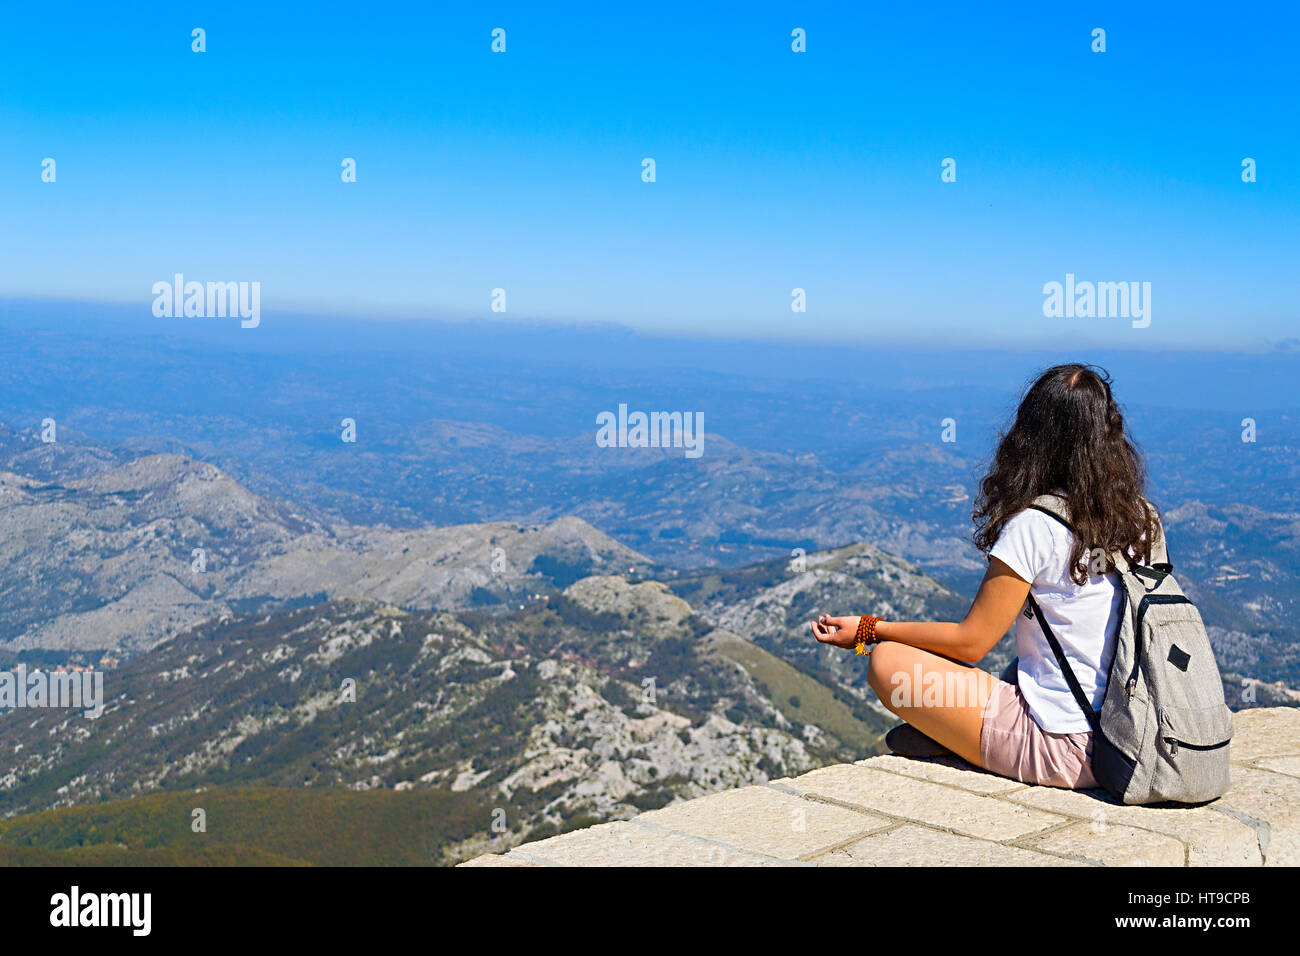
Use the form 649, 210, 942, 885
811, 364, 1160, 789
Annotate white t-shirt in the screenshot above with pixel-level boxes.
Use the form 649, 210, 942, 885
989, 508, 1124, 734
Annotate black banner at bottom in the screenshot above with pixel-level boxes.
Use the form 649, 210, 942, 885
0, 864, 1278, 941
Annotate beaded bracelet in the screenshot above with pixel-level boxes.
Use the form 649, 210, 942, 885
854, 616, 882, 655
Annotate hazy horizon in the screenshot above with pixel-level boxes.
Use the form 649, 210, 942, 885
4, 4, 1297, 350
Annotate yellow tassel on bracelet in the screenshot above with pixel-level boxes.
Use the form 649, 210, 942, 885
853, 616, 880, 655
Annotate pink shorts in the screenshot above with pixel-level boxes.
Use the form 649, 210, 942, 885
979, 679, 1099, 789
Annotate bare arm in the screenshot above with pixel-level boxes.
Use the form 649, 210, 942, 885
810, 557, 1030, 662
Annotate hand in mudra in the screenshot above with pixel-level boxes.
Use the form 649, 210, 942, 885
810, 615, 862, 650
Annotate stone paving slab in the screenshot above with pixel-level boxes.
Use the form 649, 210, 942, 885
778, 763, 1065, 841
1003, 785, 1262, 866
1225, 707, 1300, 761
497, 819, 788, 866
1215, 765, 1300, 866
1022, 821, 1186, 867
813, 823, 1079, 867
1255, 755, 1300, 779
636, 785, 891, 860
857, 753, 1026, 794
459, 706, 1300, 867
457, 853, 534, 867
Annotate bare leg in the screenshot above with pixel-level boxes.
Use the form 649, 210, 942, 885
866, 640, 1001, 768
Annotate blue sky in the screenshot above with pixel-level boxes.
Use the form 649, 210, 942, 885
1, 1, 1296, 349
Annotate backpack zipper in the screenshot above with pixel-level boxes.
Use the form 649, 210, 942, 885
1164, 736, 1228, 755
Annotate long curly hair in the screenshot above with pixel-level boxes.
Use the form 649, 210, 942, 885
972, 364, 1160, 584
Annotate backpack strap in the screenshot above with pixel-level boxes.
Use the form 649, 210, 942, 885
1018, 495, 1170, 728
1028, 494, 1171, 577
1023, 494, 1112, 732
1026, 595, 1101, 733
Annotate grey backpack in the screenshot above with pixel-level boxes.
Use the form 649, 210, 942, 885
1026, 495, 1232, 805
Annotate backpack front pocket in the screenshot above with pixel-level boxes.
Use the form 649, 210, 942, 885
1136, 599, 1233, 803
1151, 702, 1233, 803
1140, 600, 1227, 712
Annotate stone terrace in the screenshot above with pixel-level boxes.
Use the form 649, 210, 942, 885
461, 707, 1299, 867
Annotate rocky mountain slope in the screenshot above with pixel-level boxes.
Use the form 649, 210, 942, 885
672, 543, 997, 708
0, 574, 895, 861
1, 502, 1290, 864
1161, 501, 1300, 684
0, 452, 646, 655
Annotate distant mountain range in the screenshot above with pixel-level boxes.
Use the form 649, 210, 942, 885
0, 439, 646, 655
0, 416, 1295, 686
2, 419, 1297, 688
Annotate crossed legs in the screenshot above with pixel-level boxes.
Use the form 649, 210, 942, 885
865, 640, 1001, 767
